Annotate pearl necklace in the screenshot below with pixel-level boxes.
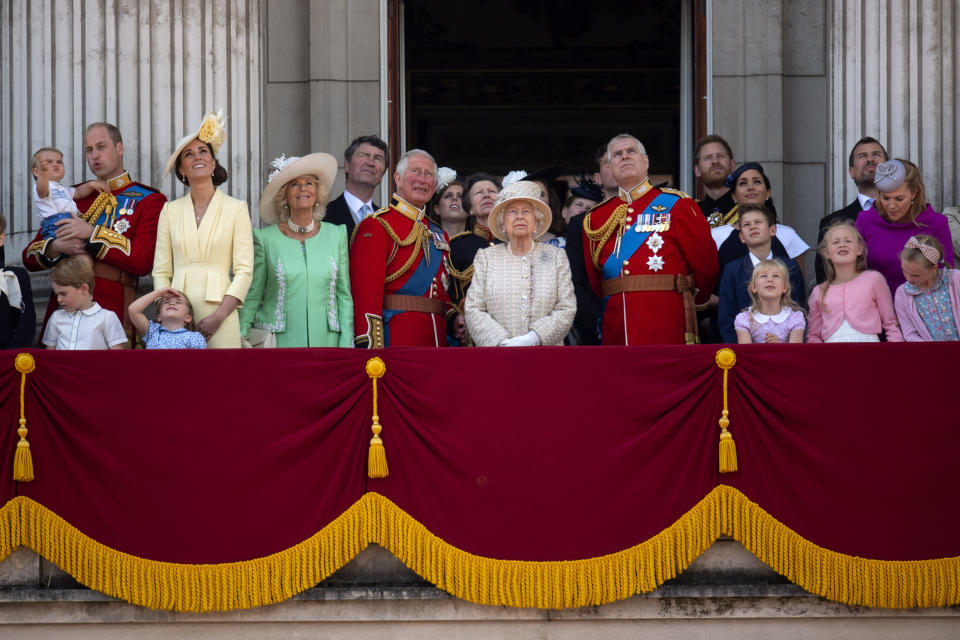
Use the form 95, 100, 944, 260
287, 218, 315, 234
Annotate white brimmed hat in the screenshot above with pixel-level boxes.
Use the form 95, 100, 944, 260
163, 110, 227, 177
488, 181, 552, 242
258, 153, 338, 224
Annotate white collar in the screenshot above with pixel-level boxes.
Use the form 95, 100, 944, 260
343, 189, 373, 215
68, 302, 102, 317
857, 192, 875, 210
748, 250, 774, 267
752, 307, 790, 324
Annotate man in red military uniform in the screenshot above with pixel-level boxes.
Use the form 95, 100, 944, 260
23, 122, 166, 345
350, 149, 459, 347
582, 134, 718, 345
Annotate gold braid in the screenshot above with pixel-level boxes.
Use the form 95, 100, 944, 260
583, 204, 628, 269
79, 191, 118, 225
377, 217, 431, 283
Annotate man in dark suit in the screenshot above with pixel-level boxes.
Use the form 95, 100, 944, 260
815, 136, 888, 282
325, 135, 389, 238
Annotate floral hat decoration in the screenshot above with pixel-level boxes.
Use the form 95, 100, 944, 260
164, 109, 227, 177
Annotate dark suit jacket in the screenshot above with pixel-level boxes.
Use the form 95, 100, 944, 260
324, 193, 357, 239
565, 211, 601, 345
717, 253, 807, 343
815, 199, 862, 283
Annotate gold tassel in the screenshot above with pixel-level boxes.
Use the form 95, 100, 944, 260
79, 190, 118, 225
13, 353, 36, 482
365, 357, 388, 478
715, 348, 738, 473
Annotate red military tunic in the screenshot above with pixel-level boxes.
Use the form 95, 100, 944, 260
582, 179, 718, 345
350, 194, 455, 347
23, 172, 166, 342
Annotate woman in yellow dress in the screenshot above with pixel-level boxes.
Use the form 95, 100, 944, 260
153, 111, 254, 348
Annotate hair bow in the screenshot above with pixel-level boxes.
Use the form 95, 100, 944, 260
905, 236, 942, 266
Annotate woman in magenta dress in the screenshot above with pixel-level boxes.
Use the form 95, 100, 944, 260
855, 159, 955, 296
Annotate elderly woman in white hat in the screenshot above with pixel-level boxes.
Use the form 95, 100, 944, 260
465, 181, 575, 346
238, 153, 353, 347
153, 110, 254, 348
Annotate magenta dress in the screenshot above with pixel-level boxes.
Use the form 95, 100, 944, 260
855, 204, 956, 295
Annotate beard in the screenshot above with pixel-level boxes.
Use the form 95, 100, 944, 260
701, 172, 728, 190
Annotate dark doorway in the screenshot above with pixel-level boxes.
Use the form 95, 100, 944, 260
401, 0, 685, 182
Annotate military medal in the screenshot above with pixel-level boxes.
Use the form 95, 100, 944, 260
646, 232, 664, 253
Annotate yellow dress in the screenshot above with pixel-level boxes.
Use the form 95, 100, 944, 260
152, 189, 254, 348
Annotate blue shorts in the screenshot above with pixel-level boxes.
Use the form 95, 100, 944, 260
41, 212, 73, 239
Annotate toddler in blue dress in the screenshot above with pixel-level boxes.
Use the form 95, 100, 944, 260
129, 287, 206, 349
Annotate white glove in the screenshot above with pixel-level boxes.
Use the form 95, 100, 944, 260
499, 330, 542, 347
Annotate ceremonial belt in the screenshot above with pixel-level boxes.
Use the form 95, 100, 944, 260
602, 274, 700, 345
383, 294, 444, 315
93, 261, 137, 287
93, 261, 138, 337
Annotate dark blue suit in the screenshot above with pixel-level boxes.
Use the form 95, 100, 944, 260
717, 254, 807, 343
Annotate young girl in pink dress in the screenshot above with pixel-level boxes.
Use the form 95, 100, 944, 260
807, 220, 903, 343
894, 234, 960, 341
734, 259, 806, 343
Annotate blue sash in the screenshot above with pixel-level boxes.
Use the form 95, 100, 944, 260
601, 193, 679, 280
598, 192, 680, 340
96, 185, 154, 228
383, 222, 443, 345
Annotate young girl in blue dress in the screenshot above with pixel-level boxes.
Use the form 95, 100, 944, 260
129, 288, 206, 349
893, 234, 960, 341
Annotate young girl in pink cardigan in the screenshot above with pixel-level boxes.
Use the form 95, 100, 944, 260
807, 221, 903, 342
894, 235, 960, 341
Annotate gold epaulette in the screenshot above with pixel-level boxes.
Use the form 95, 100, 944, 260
449, 230, 473, 242
370, 205, 391, 218
660, 187, 692, 199
583, 203, 629, 270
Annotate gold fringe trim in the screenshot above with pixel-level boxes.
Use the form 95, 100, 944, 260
0, 487, 957, 611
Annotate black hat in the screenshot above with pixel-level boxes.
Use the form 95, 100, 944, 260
570, 175, 603, 202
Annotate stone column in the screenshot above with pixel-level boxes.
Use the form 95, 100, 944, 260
829, 0, 959, 211
262, 0, 384, 206
0, 0, 263, 255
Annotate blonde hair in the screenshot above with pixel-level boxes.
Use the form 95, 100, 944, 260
50, 255, 95, 292
276, 174, 330, 223
876, 158, 928, 225
31, 147, 63, 173
818, 220, 867, 310
746, 259, 802, 320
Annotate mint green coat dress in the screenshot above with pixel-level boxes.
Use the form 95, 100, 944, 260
239, 223, 354, 347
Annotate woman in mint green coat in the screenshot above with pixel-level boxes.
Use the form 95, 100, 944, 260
240, 153, 354, 347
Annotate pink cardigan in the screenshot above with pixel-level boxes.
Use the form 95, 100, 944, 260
894, 269, 960, 341
807, 270, 904, 342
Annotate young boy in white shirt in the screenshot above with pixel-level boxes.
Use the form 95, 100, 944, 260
42, 256, 127, 350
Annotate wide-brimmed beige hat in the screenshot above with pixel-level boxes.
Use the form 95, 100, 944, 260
258, 153, 338, 224
489, 181, 552, 242
163, 110, 227, 177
